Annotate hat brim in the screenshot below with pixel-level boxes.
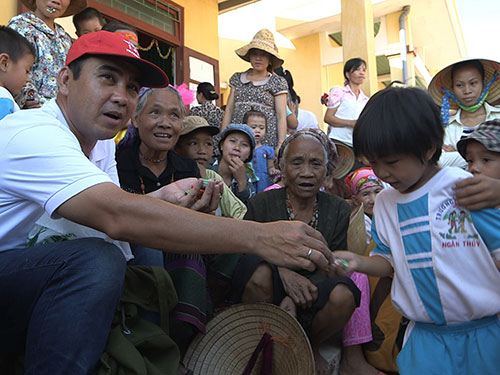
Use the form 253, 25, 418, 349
22, 0, 87, 17
180, 125, 219, 137
331, 142, 355, 179
235, 45, 284, 70
183, 303, 315, 375
428, 58, 500, 109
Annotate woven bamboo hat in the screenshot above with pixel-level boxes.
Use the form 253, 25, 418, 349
331, 142, 355, 179
183, 303, 314, 375
347, 203, 368, 255
22, 0, 87, 17
428, 58, 500, 109
235, 29, 284, 70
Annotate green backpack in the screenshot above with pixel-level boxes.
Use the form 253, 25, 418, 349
97, 265, 180, 375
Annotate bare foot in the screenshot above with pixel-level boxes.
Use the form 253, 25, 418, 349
279, 296, 297, 318
340, 344, 381, 375
313, 349, 331, 375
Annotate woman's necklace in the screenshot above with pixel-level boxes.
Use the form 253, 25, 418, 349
138, 149, 168, 163
286, 193, 319, 230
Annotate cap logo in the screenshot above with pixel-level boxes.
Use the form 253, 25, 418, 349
123, 39, 140, 58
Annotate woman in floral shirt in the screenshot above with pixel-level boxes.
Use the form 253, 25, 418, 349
8, 0, 86, 108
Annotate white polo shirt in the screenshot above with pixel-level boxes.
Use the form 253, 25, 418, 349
0, 99, 113, 252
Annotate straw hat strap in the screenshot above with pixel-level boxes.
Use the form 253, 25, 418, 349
440, 70, 499, 126
242, 332, 273, 375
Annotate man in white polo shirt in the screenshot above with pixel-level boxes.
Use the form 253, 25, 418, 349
0, 31, 333, 374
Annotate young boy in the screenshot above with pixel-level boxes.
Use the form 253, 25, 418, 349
243, 110, 277, 192
0, 26, 35, 120
72, 7, 106, 37
332, 86, 500, 375
175, 115, 247, 219
456, 119, 500, 181
211, 123, 258, 206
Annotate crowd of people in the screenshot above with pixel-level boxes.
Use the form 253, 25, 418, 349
1, 3, 500, 375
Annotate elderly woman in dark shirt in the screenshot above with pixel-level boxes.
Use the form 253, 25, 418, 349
234, 129, 375, 375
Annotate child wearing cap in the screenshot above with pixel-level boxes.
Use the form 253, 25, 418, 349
345, 167, 384, 244
211, 123, 258, 206
175, 115, 247, 219
243, 110, 278, 193
0, 26, 35, 119
457, 120, 500, 185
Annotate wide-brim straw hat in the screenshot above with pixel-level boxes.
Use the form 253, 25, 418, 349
331, 142, 355, 179
347, 203, 368, 255
428, 58, 500, 109
183, 303, 315, 375
235, 29, 284, 70
22, 0, 87, 17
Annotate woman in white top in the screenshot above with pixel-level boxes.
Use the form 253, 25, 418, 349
324, 58, 369, 147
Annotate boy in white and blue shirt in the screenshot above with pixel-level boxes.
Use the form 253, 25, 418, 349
0, 26, 35, 120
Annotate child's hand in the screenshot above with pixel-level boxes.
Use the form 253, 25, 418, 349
268, 166, 278, 177
327, 250, 359, 277
227, 157, 247, 188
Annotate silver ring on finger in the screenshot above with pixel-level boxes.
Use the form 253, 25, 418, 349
306, 248, 313, 260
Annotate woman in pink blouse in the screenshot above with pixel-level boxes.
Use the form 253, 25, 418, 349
324, 58, 369, 148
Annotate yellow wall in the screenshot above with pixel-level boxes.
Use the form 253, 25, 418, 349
1, 0, 17, 25
176, 0, 219, 60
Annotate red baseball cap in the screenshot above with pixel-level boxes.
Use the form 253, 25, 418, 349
66, 30, 169, 88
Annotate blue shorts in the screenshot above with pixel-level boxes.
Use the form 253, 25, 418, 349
397, 315, 500, 375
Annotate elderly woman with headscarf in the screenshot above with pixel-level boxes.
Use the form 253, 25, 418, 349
233, 129, 377, 375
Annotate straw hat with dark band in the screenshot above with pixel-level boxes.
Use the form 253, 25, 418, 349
183, 303, 315, 375
428, 58, 500, 109
22, 0, 87, 17
235, 29, 284, 70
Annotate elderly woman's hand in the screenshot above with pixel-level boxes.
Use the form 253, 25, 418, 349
149, 178, 223, 213
278, 267, 318, 309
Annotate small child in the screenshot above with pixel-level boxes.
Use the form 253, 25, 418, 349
456, 119, 500, 181
211, 123, 258, 206
332, 86, 500, 375
0, 26, 35, 120
243, 110, 277, 192
175, 115, 247, 219
344, 167, 383, 244
73, 7, 106, 38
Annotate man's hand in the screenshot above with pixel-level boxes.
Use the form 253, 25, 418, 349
150, 178, 223, 213
278, 267, 318, 309
454, 175, 500, 210
253, 221, 334, 272
443, 144, 456, 152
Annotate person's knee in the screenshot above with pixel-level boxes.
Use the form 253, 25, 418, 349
243, 263, 273, 301
328, 283, 356, 312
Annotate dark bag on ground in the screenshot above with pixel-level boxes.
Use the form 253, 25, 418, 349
97, 265, 180, 375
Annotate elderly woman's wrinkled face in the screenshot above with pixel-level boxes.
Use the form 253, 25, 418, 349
452, 65, 483, 105
282, 137, 327, 200
134, 89, 183, 153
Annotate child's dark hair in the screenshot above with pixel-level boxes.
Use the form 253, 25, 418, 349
243, 110, 267, 127
72, 7, 106, 32
344, 57, 366, 84
0, 26, 35, 62
451, 60, 484, 82
197, 82, 218, 101
353, 86, 443, 165
102, 20, 136, 33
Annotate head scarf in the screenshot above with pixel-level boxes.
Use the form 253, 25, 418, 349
277, 129, 338, 176
344, 167, 383, 196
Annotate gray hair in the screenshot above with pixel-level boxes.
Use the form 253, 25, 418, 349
279, 132, 328, 171
135, 86, 185, 119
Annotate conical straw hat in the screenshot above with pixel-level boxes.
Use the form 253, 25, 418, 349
183, 303, 314, 375
21, 0, 87, 17
347, 203, 368, 255
428, 58, 500, 110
